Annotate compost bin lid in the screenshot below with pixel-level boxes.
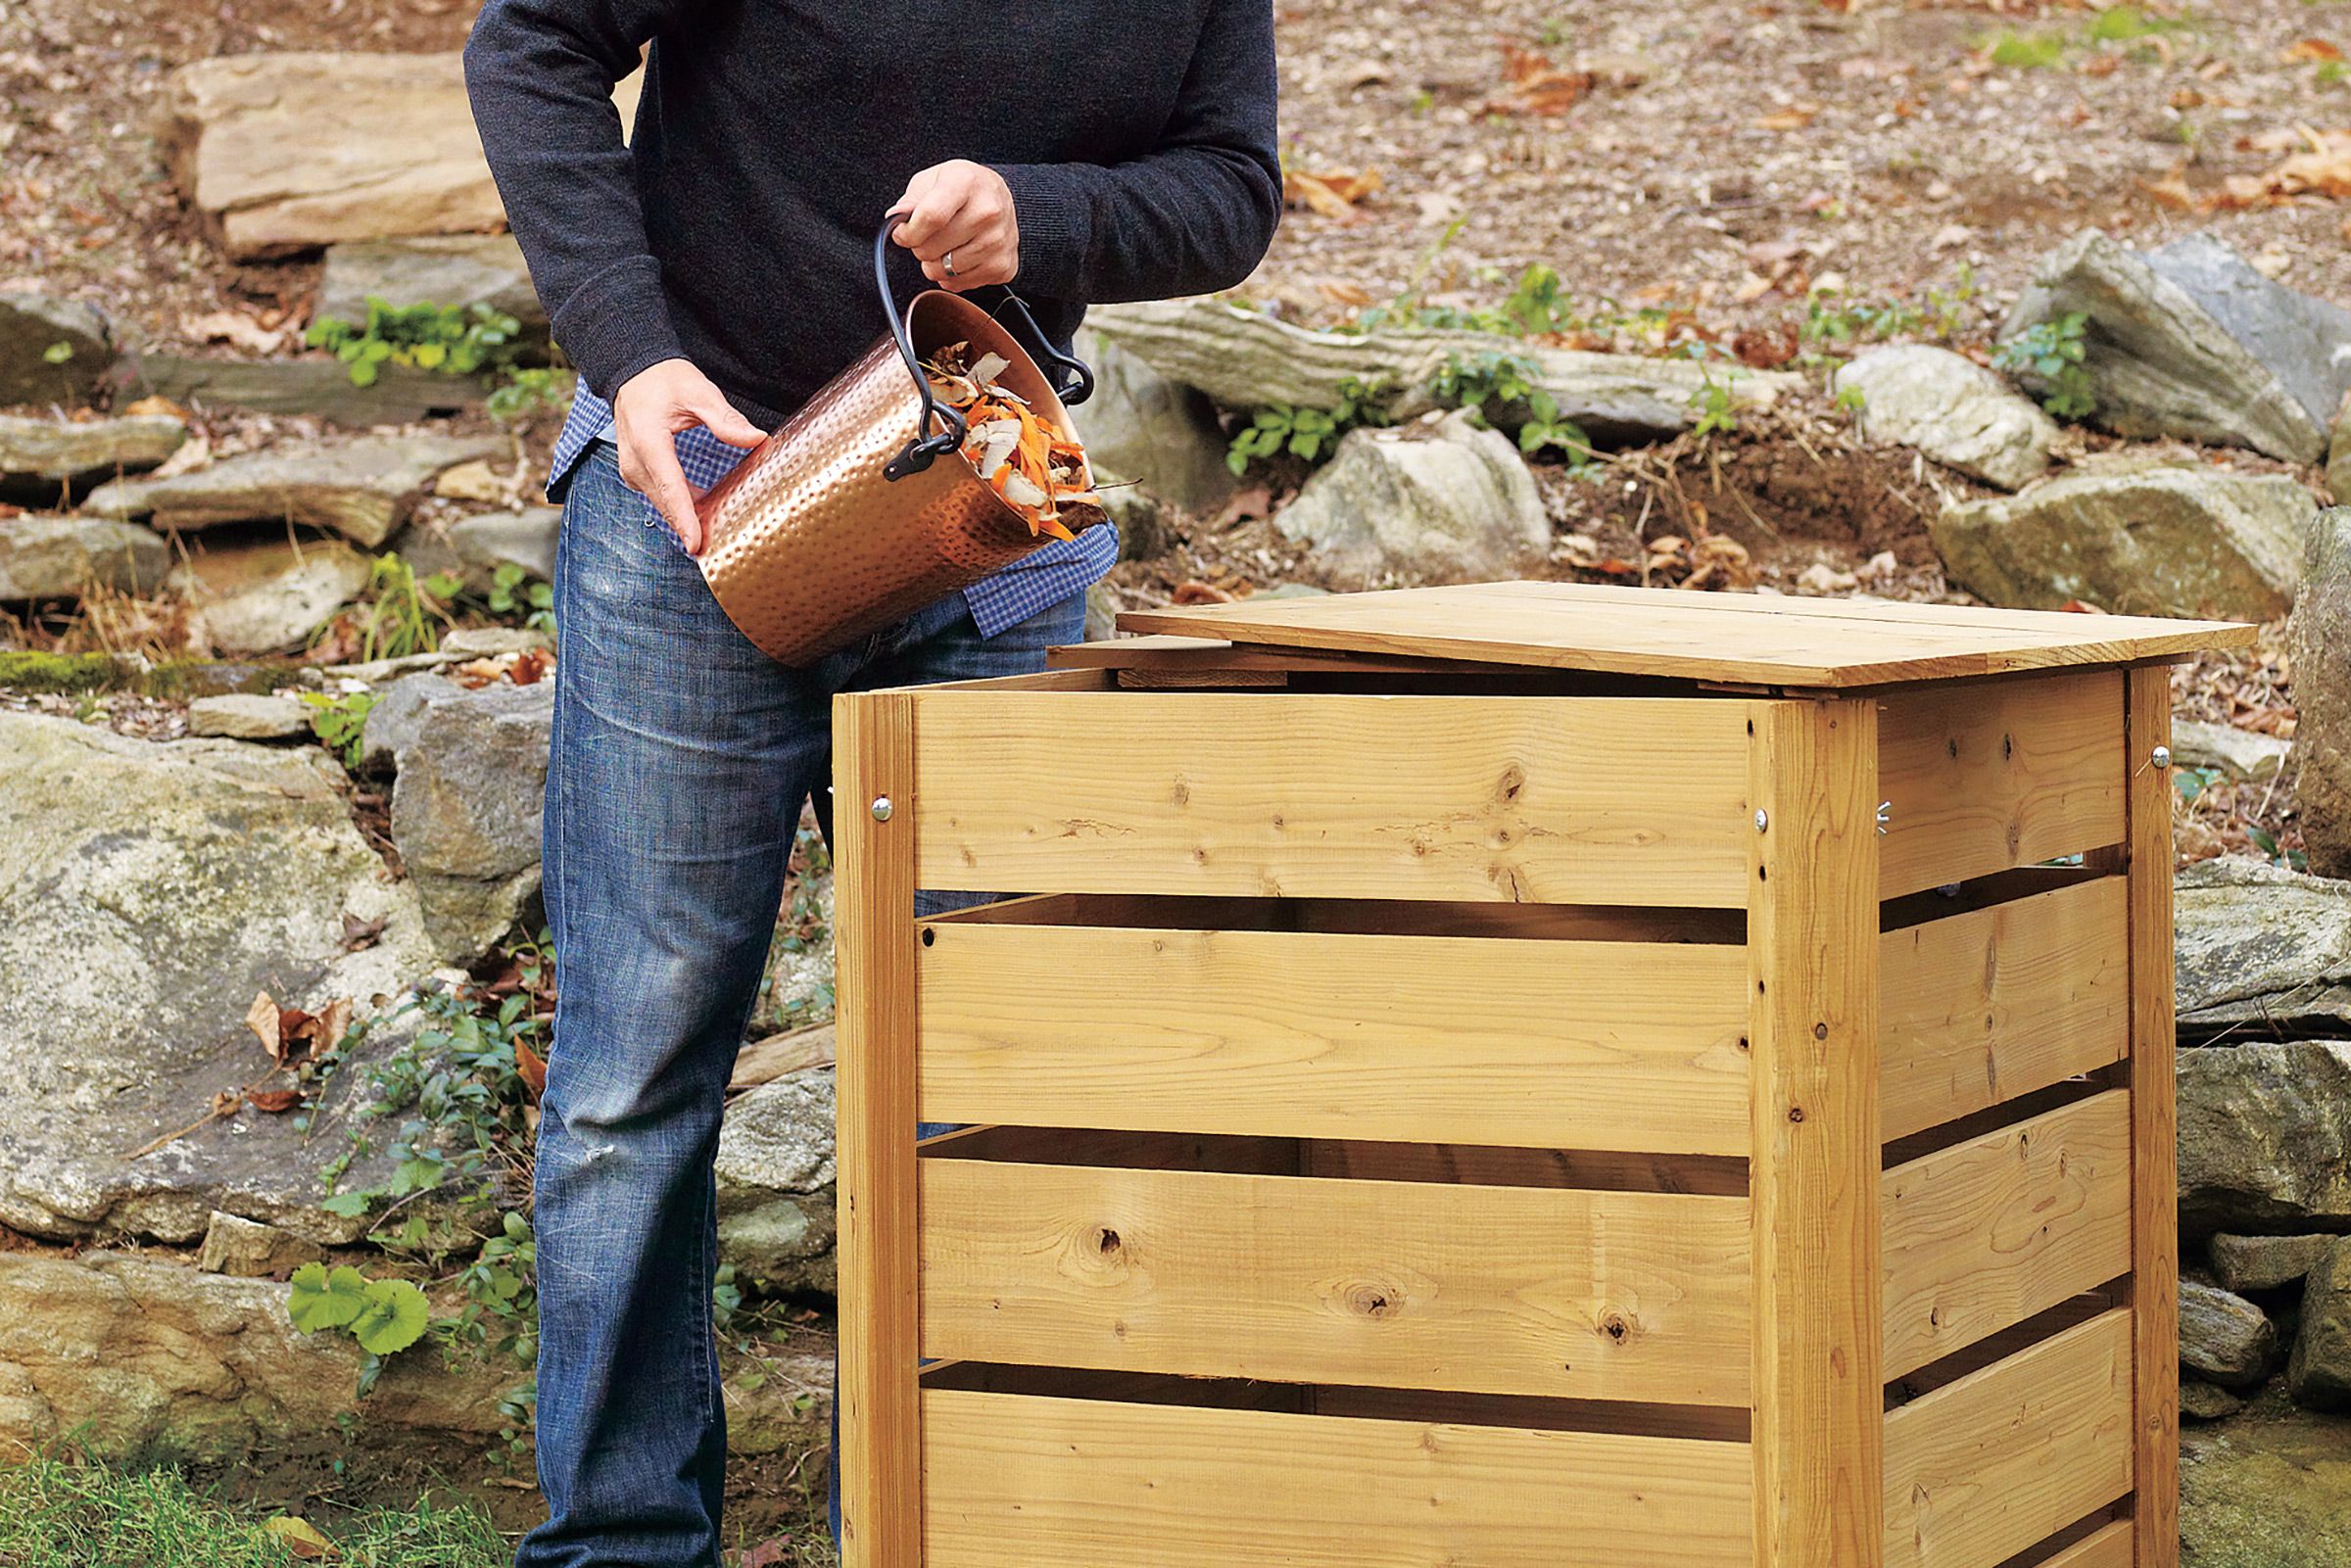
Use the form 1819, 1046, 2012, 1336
1113, 581, 2254, 689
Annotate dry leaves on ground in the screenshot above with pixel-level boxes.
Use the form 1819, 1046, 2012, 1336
1283, 166, 1383, 220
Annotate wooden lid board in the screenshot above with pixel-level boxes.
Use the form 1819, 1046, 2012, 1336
1113, 581, 2254, 689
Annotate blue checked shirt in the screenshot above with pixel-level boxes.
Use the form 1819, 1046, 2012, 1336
549, 384, 1119, 639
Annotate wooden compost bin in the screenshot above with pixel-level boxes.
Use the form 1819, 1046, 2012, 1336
831, 581, 2252, 1568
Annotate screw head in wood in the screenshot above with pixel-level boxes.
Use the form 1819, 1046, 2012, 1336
2151, 745, 2173, 770
1876, 800, 1892, 836
1753, 809, 1768, 832
870, 795, 893, 822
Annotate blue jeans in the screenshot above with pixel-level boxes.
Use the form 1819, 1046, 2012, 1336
519, 441, 1084, 1568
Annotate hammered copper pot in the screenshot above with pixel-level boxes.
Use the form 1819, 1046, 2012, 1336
694, 234, 1100, 668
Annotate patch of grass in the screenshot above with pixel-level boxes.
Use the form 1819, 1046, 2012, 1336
0, 1452, 509, 1568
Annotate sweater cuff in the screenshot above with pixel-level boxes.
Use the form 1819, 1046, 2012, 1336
550, 255, 686, 403
993, 164, 1093, 302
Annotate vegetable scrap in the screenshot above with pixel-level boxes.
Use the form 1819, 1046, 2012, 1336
922, 342, 1105, 542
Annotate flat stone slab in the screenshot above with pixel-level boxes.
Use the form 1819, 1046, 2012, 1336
1832, 343, 2056, 491
85, 432, 501, 546
317, 234, 547, 338
0, 292, 111, 406
187, 692, 313, 739
0, 413, 186, 492
0, 515, 169, 599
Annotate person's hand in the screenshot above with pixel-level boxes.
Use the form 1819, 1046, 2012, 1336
889, 161, 1020, 291
611, 357, 767, 554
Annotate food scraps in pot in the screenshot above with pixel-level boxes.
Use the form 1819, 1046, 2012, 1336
922, 342, 1105, 542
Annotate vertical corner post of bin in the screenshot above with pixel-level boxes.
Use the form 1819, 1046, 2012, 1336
1745, 694, 1885, 1568
834, 689, 924, 1568
2120, 665, 2181, 1568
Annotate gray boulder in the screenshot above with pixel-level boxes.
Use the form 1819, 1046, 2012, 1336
2213, 1233, 2340, 1295
2329, 398, 2351, 506
0, 516, 169, 599
1274, 409, 1548, 589
358, 669, 463, 773
0, 413, 186, 494
2002, 230, 2351, 463
2177, 857, 2351, 1036
390, 678, 553, 962
2287, 1239, 2351, 1412
85, 432, 503, 547
1070, 331, 1234, 515
1930, 464, 2314, 620
0, 292, 111, 406
1831, 343, 2056, 491
1085, 464, 1174, 563
402, 507, 562, 594
714, 1067, 838, 1292
2182, 1399, 2351, 1566
2180, 1379, 2246, 1422
2182, 1280, 2279, 1389
2292, 509, 2351, 877
187, 692, 313, 739
2178, 1038, 2351, 1238
317, 234, 547, 340
0, 713, 436, 1244
169, 536, 372, 656
2173, 718, 2292, 784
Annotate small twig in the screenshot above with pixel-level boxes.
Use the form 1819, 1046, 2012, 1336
121, 1100, 238, 1162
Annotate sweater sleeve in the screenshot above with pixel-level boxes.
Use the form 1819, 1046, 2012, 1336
463, 0, 691, 402
990, 0, 1282, 305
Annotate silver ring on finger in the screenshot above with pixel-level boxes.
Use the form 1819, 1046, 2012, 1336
943, 249, 957, 279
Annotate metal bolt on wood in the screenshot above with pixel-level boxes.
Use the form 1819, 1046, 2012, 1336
1753, 809, 1769, 832
2150, 745, 2173, 770
870, 795, 894, 822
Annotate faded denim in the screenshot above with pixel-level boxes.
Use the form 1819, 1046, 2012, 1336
519, 440, 1084, 1568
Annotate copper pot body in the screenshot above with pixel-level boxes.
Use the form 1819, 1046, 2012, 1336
694, 290, 1099, 668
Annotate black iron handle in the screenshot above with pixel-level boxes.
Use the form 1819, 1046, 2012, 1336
876, 214, 1094, 482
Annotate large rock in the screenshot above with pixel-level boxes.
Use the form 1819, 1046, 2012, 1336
187, 692, 314, 739
358, 669, 463, 773
2182, 1279, 2280, 1389
401, 506, 561, 594
1273, 409, 1549, 589
0, 413, 186, 495
106, 353, 491, 426
1930, 464, 2315, 620
160, 54, 504, 261
2293, 509, 2351, 878
2178, 1038, 2351, 1238
2173, 718, 2292, 784
715, 1067, 838, 1292
169, 536, 372, 656
0, 713, 436, 1243
2177, 857, 2351, 1037
2287, 1239, 2351, 1411
390, 679, 552, 962
317, 234, 547, 338
1069, 331, 1234, 514
0, 516, 169, 599
86, 432, 501, 547
2182, 1399, 2351, 1565
2214, 1233, 2340, 1295
0, 292, 111, 406
1086, 296, 1799, 441
2002, 230, 2351, 463
1831, 344, 2057, 491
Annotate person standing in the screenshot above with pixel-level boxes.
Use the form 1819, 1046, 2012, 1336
461, 2, 1280, 1563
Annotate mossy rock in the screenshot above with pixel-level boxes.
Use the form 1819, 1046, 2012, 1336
0, 651, 311, 698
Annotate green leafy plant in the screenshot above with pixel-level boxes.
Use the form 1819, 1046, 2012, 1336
487, 562, 556, 633
316, 552, 459, 664
308, 297, 524, 388
1992, 311, 2096, 419
289, 1261, 432, 1393
40, 341, 72, 365
1800, 269, 1976, 356
488, 365, 575, 422
1427, 351, 1594, 464
1986, 27, 2067, 68
1833, 382, 1869, 420
298, 689, 381, 771
1226, 375, 1390, 473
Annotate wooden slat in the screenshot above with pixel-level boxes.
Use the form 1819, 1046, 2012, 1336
1047, 633, 1500, 676
1879, 877, 2132, 1142
1883, 1308, 2135, 1568
2120, 665, 2180, 1568
1116, 581, 2251, 689
919, 1161, 1752, 1404
1302, 1140, 1748, 1197
832, 690, 921, 1568
918, 922, 1752, 1154
1749, 697, 1886, 1568
1882, 1091, 2135, 1379
922, 1390, 1752, 1568
1878, 671, 2128, 898
2036, 1520, 2135, 1568
908, 690, 1755, 904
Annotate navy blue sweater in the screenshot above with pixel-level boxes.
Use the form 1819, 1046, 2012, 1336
463, 0, 1282, 428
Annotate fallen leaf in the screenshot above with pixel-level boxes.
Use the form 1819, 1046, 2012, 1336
1731, 323, 1799, 368
149, 431, 213, 480
510, 648, 550, 686
433, 458, 509, 504
1488, 45, 1593, 116
736, 1541, 790, 1568
183, 309, 288, 355
516, 1035, 548, 1098
248, 1089, 305, 1115
2059, 599, 2110, 614
1283, 166, 1382, 220
212, 1088, 245, 1117
2285, 39, 2346, 66
246, 991, 281, 1063
262, 1514, 338, 1560
121, 394, 187, 420
341, 912, 388, 951
1755, 104, 1821, 131
1170, 580, 1235, 605
1213, 484, 1272, 529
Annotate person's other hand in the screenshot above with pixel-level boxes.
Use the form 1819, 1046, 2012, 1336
889, 161, 1020, 291
611, 357, 766, 554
